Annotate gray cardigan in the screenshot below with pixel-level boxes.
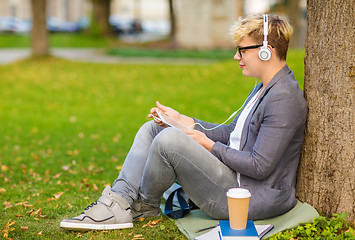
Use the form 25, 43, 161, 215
194, 64, 307, 219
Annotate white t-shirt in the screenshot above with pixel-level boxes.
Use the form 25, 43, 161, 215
229, 89, 261, 186
229, 89, 261, 150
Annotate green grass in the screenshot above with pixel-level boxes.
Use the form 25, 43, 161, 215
0, 50, 307, 239
107, 47, 235, 60
0, 33, 112, 48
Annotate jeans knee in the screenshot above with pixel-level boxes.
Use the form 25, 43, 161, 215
151, 127, 187, 154
200, 200, 229, 219
139, 120, 163, 137
141, 120, 156, 132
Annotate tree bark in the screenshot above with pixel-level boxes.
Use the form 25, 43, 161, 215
297, 0, 355, 220
30, 0, 49, 57
90, 0, 112, 37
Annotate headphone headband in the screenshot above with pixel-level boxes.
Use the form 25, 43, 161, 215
259, 14, 272, 61
263, 14, 268, 47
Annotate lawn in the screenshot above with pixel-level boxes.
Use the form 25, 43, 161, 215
0, 33, 113, 48
0, 49, 307, 239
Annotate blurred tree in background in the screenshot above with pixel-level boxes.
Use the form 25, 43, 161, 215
30, 0, 49, 57
287, 0, 301, 48
270, 0, 302, 48
89, 0, 113, 37
168, 0, 176, 46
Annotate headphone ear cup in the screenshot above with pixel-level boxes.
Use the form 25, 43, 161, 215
258, 47, 272, 61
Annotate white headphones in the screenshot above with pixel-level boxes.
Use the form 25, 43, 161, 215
258, 14, 272, 61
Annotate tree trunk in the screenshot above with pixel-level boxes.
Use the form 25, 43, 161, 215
90, 0, 112, 37
30, 0, 49, 57
296, 0, 355, 220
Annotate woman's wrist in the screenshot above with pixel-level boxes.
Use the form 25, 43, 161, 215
180, 115, 195, 129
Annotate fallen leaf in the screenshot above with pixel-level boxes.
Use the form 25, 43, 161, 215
6, 220, 16, 227
53, 173, 62, 179
150, 219, 162, 225
69, 116, 77, 123
4, 201, 12, 209
2, 220, 16, 239
21, 226, 29, 231
67, 202, 73, 208
15, 201, 29, 207
93, 184, 98, 191
37, 230, 43, 236
0, 188, 6, 193
23, 203, 33, 208
133, 234, 144, 239
31, 208, 42, 216
150, 219, 163, 226
1, 165, 9, 171
94, 168, 104, 173
26, 209, 34, 214
53, 192, 64, 199
88, 165, 95, 172
62, 166, 69, 171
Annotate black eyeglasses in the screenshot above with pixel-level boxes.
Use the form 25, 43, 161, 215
236, 44, 263, 58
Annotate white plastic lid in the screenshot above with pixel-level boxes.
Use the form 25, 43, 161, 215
226, 188, 251, 199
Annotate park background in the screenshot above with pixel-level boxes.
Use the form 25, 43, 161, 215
0, 0, 354, 239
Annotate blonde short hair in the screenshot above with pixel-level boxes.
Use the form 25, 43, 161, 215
232, 13, 293, 60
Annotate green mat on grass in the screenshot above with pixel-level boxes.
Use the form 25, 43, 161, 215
168, 200, 319, 239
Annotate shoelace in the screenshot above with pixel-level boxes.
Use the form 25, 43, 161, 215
81, 201, 98, 213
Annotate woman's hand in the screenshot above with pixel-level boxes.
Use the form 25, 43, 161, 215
183, 129, 215, 152
148, 101, 183, 127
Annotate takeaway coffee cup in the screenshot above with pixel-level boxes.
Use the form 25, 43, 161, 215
226, 188, 251, 230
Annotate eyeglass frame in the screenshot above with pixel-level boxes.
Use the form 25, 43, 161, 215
235, 44, 274, 58
235, 44, 263, 58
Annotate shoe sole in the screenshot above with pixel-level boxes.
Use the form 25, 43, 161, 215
60, 221, 133, 231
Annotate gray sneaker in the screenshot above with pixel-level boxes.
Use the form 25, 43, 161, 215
60, 186, 133, 231
131, 200, 161, 220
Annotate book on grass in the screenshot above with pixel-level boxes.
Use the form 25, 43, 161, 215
195, 222, 273, 240
219, 220, 259, 239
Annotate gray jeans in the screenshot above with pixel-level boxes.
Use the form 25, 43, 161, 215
112, 121, 239, 219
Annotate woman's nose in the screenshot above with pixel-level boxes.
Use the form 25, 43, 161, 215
234, 52, 241, 61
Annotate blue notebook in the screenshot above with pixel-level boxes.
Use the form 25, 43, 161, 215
219, 220, 259, 239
